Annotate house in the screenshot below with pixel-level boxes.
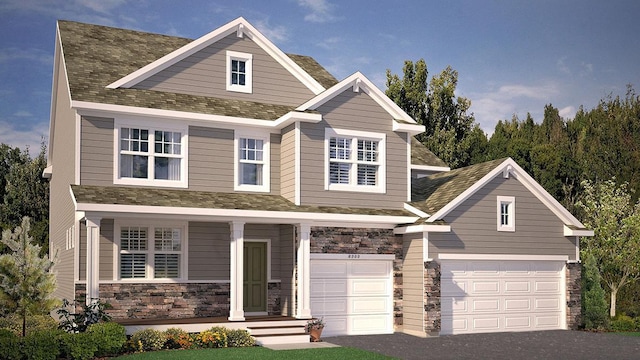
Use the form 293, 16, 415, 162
45, 17, 592, 342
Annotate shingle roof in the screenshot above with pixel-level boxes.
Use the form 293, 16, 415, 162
57, 20, 333, 120
410, 158, 508, 214
411, 137, 448, 168
71, 185, 414, 217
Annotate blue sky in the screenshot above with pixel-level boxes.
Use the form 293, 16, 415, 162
1, 0, 638, 152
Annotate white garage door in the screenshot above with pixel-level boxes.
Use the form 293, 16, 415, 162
441, 259, 566, 335
310, 254, 394, 336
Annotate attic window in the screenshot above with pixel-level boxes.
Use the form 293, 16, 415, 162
226, 51, 252, 93
497, 196, 515, 232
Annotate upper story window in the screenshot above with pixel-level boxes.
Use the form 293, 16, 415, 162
324, 128, 386, 193
234, 131, 270, 192
114, 120, 188, 188
497, 196, 515, 232
117, 222, 185, 280
226, 51, 253, 93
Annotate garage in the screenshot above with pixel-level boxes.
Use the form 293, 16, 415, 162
440, 257, 566, 335
310, 254, 394, 336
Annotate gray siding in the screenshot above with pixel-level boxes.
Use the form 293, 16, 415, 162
99, 219, 114, 280
269, 133, 281, 196
280, 124, 295, 202
402, 234, 425, 334
279, 225, 295, 316
80, 116, 114, 186
188, 126, 234, 192
429, 176, 578, 259
50, 41, 78, 303
299, 90, 408, 209
134, 33, 315, 106
188, 222, 230, 280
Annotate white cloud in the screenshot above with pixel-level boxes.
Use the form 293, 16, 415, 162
558, 105, 576, 119
297, 0, 337, 23
13, 111, 33, 117
557, 56, 571, 75
317, 36, 341, 50
254, 19, 288, 43
0, 120, 49, 153
0, 48, 52, 66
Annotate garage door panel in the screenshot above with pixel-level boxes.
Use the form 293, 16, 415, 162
535, 314, 561, 327
472, 281, 500, 294
535, 298, 561, 311
351, 315, 392, 334
351, 261, 391, 277
504, 316, 531, 329
442, 279, 467, 295
472, 299, 500, 312
442, 298, 468, 313
351, 279, 389, 296
504, 298, 531, 311
535, 280, 560, 292
504, 280, 531, 293
350, 297, 389, 314
311, 261, 347, 277
310, 279, 348, 297
321, 315, 348, 336
310, 298, 347, 315
473, 317, 500, 331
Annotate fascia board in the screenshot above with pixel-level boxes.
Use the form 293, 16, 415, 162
403, 203, 430, 218
393, 224, 451, 235
273, 111, 322, 128
563, 225, 594, 237
107, 17, 324, 94
411, 164, 451, 172
393, 121, 425, 135
438, 253, 569, 261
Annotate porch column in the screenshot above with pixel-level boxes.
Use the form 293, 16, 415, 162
85, 217, 101, 305
296, 223, 312, 319
229, 221, 245, 321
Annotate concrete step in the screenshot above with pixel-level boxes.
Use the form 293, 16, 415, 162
247, 324, 307, 336
253, 333, 311, 345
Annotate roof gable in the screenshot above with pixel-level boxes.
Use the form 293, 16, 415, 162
107, 17, 325, 95
411, 157, 586, 228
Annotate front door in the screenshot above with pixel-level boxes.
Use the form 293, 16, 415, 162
243, 242, 267, 313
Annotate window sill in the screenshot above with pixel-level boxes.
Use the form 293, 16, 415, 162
114, 178, 188, 189
327, 184, 386, 194
497, 226, 515, 232
234, 184, 270, 193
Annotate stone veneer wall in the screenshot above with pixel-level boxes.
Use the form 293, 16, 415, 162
309, 227, 404, 328
566, 262, 582, 330
76, 282, 282, 320
424, 261, 441, 334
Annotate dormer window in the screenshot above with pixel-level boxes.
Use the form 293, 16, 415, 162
226, 51, 252, 93
497, 196, 515, 232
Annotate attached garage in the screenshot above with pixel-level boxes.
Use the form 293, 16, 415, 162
310, 254, 394, 336
440, 256, 567, 335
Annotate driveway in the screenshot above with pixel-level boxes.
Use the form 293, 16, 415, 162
325, 330, 640, 360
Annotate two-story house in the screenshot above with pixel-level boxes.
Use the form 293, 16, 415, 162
46, 17, 591, 342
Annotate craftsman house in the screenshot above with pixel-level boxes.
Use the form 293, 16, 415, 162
46, 17, 592, 343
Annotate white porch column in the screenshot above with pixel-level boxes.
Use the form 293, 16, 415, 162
85, 217, 101, 305
228, 221, 245, 321
296, 223, 312, 319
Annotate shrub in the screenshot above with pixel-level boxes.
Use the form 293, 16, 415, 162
610, 315, 638, 332
0, 329, 21, 360
60, 332, 98, 360
164, 327, 193, 349
130, 328, 167, 352
0, 314, 58, 336
21, 329, 64, 360
227, 328, 255, 347
57, 298, 112, 333
86, 322, 127, 356
582, 253, 609, 330
194, 328, 227, 348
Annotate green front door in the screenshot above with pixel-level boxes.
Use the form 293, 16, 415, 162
243, 242, 267, 313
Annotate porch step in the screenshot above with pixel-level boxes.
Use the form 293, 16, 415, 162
247, 322, 309, 345
252, 333, 310, 345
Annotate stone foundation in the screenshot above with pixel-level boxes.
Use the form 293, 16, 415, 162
566, 262, 582, 329
424, 260, 441, 334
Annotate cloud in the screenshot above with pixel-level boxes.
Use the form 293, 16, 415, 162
558, 105, 576, 119
0, 48, 52, 66
0, 120, 49, 153
254, 19, 288, 43
317, 36, 341, 50
557, 56, 571, 75
13, 111, 33, 117
0, 0, 132, 28
297, 0, 337, 23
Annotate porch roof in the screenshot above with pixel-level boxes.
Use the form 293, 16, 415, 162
71, 185, 415, 219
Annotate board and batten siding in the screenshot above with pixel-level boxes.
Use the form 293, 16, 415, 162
134, 33, 315, 106
429, 176, 578, 259
402, 234, 425, 335
299, 90, 408, 209
280, 124, 296, 202
50, 42, 80, 302
188, 222, 230, 280
80, 116, 114, 187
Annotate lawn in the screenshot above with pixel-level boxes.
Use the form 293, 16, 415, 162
115, 346, 394, 359
615, 332, 640, 337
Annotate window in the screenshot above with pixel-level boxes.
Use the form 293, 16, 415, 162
325, 128, 386, 193
118, 224, 184, 280
115, 121, 187, 188
226, 51, 253, 93
497, 196, 515, 232
235, 132, 270, 192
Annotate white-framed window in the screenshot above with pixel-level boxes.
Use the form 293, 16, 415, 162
234, 131, 270, 192
497, 196, 515, 232
226, 51, 253, 93
324, 128, 386, 193
114, 119, 188, 188
116, 221, 186, 280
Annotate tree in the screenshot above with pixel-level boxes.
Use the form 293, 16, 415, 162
576, 179, 640, 317
0, 217, 57, 336
582, 253, 609, 329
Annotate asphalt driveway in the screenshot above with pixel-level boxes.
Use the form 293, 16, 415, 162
325, 330, 640, 360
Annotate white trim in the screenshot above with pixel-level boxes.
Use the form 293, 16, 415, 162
297, 72, 419, 125
438, 253, 569, 261
392, 120, 425, 135
74, 212, 83, 282
324, 127, 386, 193
423, 232, 429, 262
411, 164, 451, 172
226, 51, 252, 94
426, 158, 586, 228
294, 122, 301, 205
75, 113, 81, 185
296, 223, 312, 319
393, 224, 451, 235
563, 225, 594, 237
95, 279, 231, 284
309, 253, 395, 260
229, 221, 245, 321
404, 203, 430, 218
234, 130, 270, 192
406, 135, 411, 202
107, 17, 324, 94
561, 262, 568, 329
496, 196, 515, 232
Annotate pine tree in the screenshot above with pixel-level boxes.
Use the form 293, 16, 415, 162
582, 253, 609, 329
0, 217, 58, 336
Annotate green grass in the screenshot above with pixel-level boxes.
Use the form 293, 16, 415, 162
115, 346, 394, 359
615, 332, 640, 337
